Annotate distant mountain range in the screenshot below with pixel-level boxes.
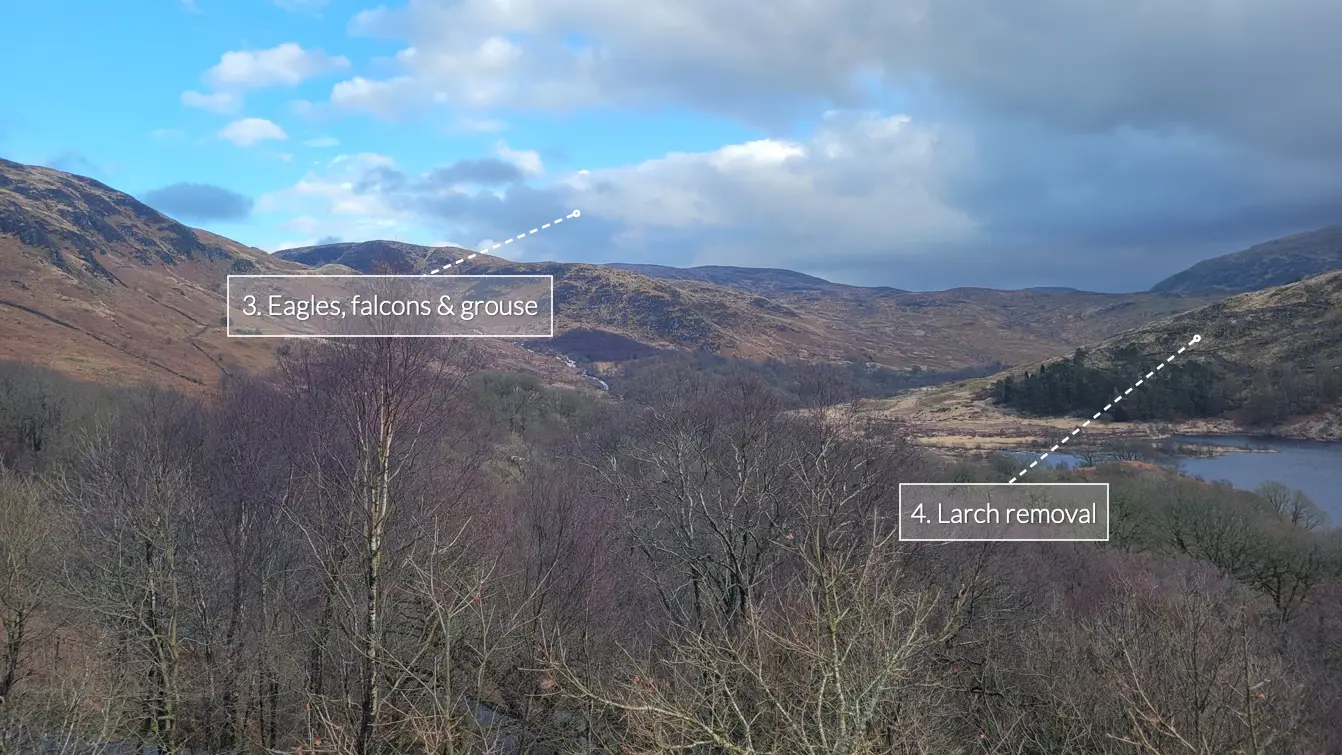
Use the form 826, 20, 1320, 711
602, 263, 907, 299
1, 156, 1338, 397
274, 241, 1209, 373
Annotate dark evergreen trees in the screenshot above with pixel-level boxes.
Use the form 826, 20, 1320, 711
992, 347, 1230, 420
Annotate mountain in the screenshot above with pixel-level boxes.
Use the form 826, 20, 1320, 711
881, 269, 1342, 444
0, 158, 307, 390
0, 159, 1222, 396
1151, 225, 1342, 295
0, 161, 585, 393
278, 242, 1214, 372
602, 263, 906, 298
270, 239, 439, 274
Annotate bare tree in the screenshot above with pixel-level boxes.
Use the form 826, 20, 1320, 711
587, 367, 804, 635
279, 334, 491, 754
0, 470, 60, 703
54, 388, 207, 752
546, 429, 961, 753
1254, 482, 1327, 531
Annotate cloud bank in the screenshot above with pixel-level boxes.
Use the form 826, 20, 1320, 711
256, 0, 1342, 290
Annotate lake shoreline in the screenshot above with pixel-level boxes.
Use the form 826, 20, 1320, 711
911, 415, 1341, 455
981, 433, 1342, 521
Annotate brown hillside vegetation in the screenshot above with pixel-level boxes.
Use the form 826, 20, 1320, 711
1151, 224, 1342, 295
0, 160, 592, 393
279, 239, 1215, 371
0, 158, 302, 391
0, 157, 1217, 397
877, 269, 1342, 444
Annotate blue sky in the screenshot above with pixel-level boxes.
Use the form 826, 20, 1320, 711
3, 0, 1340, 291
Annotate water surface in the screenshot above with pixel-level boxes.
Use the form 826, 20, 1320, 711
1007, 434, 1342, 523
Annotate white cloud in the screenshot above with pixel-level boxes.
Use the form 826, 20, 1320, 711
328, 152, 396, 171
566, 112, 975, 255
274, 111, 975, 274
181, 90, 240, 114
250, 98, 1342, 290
256, 153, 404, 219
330, 76, 418, 119
280, 215, 324, 234
205, 43, 349, 90
303, 135, 340, 148
329, 29, 601, 118
218, 118, 289, 147
495, 141, 543, 177
151, 128, 186, 139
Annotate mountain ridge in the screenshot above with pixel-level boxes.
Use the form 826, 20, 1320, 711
602, 262, 908, 298
0, 161, 582, 392
878, 268, 1342, 444
9, 158, 1319, 398
1150, 225, 1342, 295
276, 240, 1214, 372
0, 158, 304, 389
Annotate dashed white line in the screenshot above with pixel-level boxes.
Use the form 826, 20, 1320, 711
428, 209, 581, 274
1007, 334, 1203, 484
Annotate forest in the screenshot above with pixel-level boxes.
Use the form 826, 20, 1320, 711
608, 352, 1007, 407
0, 342, 1340, 754
991, 347, 1230, 421
993, 346, 1342, 425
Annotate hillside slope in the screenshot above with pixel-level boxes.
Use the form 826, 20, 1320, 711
0, 158, 311, 389
278, 242, 1214, 372
0, 161, 586, 393
880, 270, 1342, 444
0, 158, 1229, 395
1151, 225, 1342, 295
603, 262, 905, 298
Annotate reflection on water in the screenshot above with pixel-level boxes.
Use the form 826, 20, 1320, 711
1005, 435, 1342, 523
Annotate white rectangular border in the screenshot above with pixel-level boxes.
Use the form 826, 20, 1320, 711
226, 274, 555, 339
898, 482, 1110, 542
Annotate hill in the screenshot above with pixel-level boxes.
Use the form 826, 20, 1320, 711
278, 243, 1214, 373
270, 239, 440, 274
0, 157, 310, 390
1151, 225, 1342, 295
602, 262, 906, 298
0, 161, 585, 393
0, 159, 1224, 396
880, 269, 1342, 444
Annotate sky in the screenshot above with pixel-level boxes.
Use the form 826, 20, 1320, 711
3, 0, 1341, 292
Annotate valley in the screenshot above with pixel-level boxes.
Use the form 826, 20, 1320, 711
3, 156, 1340, 448
9, 5, 1342, 751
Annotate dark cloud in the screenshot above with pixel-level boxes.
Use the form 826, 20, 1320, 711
316, 235, 342, 244
142, 182, 254, 222
428, 158, 525, 185
352, 0, 1342, 156
944, 120, 1342, 251
332, 1, 1342, 290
